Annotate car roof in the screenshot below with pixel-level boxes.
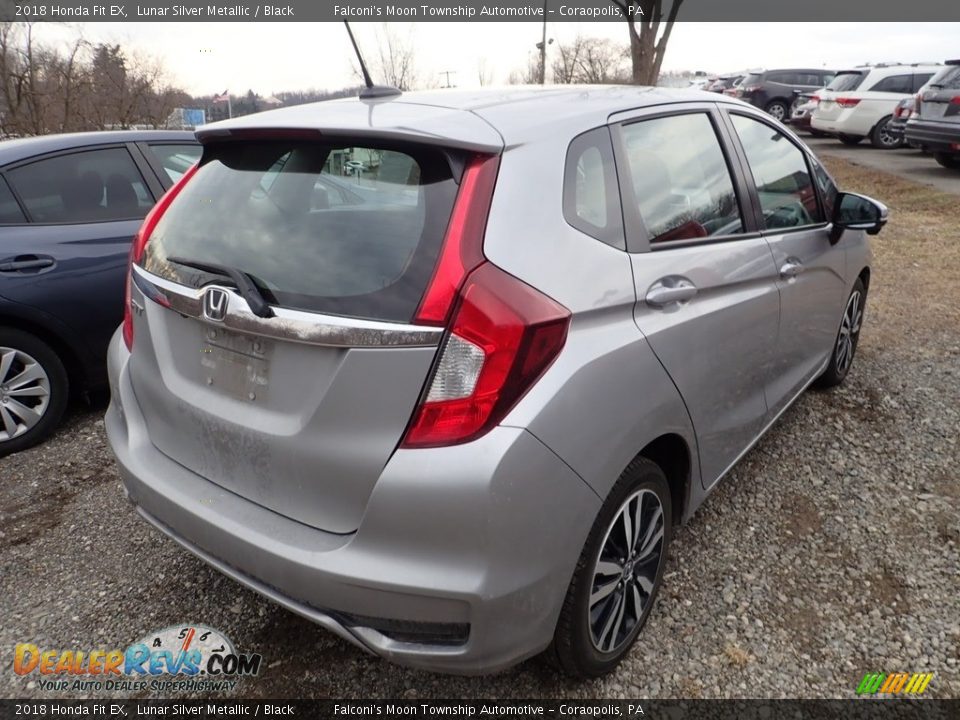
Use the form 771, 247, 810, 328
197, 85, 749, 150
0, 130, 196, 166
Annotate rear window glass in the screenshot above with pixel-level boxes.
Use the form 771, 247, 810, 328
931, 66, 960, 90
743, 73, 764, 86
827, 72, 865, 92
140, 141, 459, 323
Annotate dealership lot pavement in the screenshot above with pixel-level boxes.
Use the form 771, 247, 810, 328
1, 157, 958, 700
805, 136, 960, 196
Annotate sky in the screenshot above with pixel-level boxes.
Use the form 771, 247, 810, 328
35, 22, 960, 96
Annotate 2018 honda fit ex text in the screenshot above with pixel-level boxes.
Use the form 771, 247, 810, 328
105, 87, 887, 678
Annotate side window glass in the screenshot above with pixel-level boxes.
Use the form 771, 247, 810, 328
8, 148, 151, 223
0, 176, 26, 224
870, 74, 913, 94
621, 113, 744, 245
730, 114, 824, 230
562, 127, 624, 249
148, 144, 202, 183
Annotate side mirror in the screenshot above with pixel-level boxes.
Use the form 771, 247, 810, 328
829, 192, 889, 243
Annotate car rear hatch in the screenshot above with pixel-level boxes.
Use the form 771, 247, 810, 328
815, 71, 867, 119
919, 64, 960, 122
125, 115, 504, 535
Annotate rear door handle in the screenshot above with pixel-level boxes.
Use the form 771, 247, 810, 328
645, 278, 698, 308
779, 259, 804, 279
0, 256, 56, 273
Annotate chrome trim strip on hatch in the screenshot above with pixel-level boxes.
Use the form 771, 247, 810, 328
132, 265, 444, 349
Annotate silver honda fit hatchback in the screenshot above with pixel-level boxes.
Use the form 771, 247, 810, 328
106, 87, 887, 677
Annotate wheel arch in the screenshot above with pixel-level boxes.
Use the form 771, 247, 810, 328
0, 312, 87, 393
637, 433, 691, 527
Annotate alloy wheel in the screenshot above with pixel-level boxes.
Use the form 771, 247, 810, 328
836, 290, 863, 375
877, 121, 900, 148
767, 104, 786, 121
0, 346, 52, 442
589, 488, 665, 653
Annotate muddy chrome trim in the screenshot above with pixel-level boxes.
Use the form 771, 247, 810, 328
131, 265, 444, 349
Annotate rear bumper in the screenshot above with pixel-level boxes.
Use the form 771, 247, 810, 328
105, 330, 600, 675
811, 109, 873, 137
904, 120, 960, 153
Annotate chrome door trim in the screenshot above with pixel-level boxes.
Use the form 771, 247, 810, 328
131, 265, 444, 349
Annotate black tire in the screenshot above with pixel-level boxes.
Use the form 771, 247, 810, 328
815, 278, 866, 389
934, 153, 960, 170
838, 134, 863, 146
870, 116, 902, 149
765, 100, 789, 122
549, 457, 672, 678
0, 329, 69, 457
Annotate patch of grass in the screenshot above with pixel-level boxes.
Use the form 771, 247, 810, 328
821, 157, 960, 352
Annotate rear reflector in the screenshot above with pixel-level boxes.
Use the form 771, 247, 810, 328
403, 263, 570, 448
123, 163, 199, 350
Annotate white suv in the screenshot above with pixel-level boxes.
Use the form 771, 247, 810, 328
812, 64, 942, 148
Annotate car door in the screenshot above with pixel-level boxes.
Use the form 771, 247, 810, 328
610, 104, 781, 489
0, 145, 157, 380
722, 110, 847, 417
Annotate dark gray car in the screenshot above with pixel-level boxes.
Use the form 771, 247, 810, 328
106, 87, 887, 677
905, 60, 960, 169
736, 68, 836, 121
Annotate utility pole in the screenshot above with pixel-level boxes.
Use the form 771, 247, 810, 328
539, 0, 548, 84
439, 70, 456, 88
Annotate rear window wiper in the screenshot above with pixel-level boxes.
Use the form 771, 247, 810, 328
168, 256, 275, 318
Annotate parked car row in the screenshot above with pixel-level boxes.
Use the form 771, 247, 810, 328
783, 60, 960, 171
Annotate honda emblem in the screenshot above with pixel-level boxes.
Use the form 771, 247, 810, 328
203, 287, 229, 322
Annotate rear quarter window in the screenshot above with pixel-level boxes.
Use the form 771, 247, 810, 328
141, 141, 459, 323
562, 127, 624, 249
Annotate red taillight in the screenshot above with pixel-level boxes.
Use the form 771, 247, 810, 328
122, 163, 199, 350
915, 94, 923, 113
951, 96, 960, 105
810, 95, 821, 105
414, 154, 500, 326
402, 263, 570, 448
743, 85, 760, 94
836, 97, 861, 108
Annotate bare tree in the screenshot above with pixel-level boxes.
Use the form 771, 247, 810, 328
551, 36, 584, 84
0, 24, 189, 135
477, 57, 494, 87
368, 24, 420, 91
552, 36, 629, 85
608, 0, 684, 86
508, 52, 542, 85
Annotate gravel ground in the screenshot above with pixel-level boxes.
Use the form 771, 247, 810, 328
1, 157, 958, 700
